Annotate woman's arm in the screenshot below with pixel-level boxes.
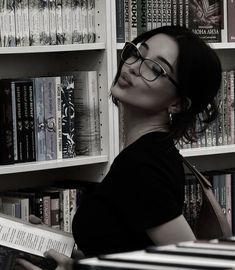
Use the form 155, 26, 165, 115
146, 214, 196, 246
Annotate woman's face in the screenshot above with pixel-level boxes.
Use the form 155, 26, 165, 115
111, 33, 180, 115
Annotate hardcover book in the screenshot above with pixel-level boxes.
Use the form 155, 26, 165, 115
189, 0, 222, 43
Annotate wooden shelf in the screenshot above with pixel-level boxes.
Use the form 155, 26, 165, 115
180, 145, 235, 157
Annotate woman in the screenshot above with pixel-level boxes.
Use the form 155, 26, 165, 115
17, 25, 222, 269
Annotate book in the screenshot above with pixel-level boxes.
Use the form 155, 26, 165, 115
71, 0, 83, 44
62, 0, 72, 44
73, 71, 101, 156
188, 0, 222, 43
49, 0, 57, 45
116, 0, 125, 42
0, 213, 74, 270
0, 79, 14, 165
227, 0, 235, 42
87, 0, 96, 43
28, 0, 41, 46
61, 76, 76, 158
55, 0, 63, 44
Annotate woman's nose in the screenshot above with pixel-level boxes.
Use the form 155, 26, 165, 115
127, 59, 141, 77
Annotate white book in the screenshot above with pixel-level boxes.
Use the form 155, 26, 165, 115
72, 0, 82, 44
6, 0, 16, 46
73, 71, 101, 156
87, 0, 95, 43
62, 0, 72, 44
38, 0, 50, 45
81, 0, 88, 43
21, 0, 30, 46
28, 0, 40, 45
14, 0, 22, 46
55, 0, 63, 44
49, 0, 57, 45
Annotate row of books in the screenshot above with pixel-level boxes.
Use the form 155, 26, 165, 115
0, 0, 96, 47
0, 71, 101, 165
0, 186, 85, 233
179, 69, 235, 149
183, 170, 235, 235
116, 0, 230, 43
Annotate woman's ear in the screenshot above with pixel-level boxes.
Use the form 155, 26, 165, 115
168, 97, 191, 114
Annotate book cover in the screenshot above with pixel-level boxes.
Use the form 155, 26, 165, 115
39, 0, 50, 45
21, 0, 30, 46
189, 0, 222, 43
124, 0, 130, 41
0, 213, 74, 270
129, 0, 138, 40
146, 0, 152, 31
227, 0, 235, 42
0, 79, 14, 165
6, 0, 16, 47
15, 0, 22, 46
137, 0, 147, 36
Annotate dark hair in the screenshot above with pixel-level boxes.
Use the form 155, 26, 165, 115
112, 26, 222, 143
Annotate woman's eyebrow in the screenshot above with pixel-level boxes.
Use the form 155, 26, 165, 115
140, 42, 174, 73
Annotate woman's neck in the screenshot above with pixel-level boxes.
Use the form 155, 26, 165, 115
122, 107, 169, 147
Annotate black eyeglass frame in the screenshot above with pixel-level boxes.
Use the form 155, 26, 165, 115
121, 42, 179, 88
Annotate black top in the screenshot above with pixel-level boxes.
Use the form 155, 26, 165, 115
72, 132, 185, 257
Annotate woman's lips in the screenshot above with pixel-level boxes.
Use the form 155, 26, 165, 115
118, 72, 133, 87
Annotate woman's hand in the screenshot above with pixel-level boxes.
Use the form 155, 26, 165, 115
16, 249, 74, 270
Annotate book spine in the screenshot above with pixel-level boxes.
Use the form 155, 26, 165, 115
39, 0, 50, 45
81, 0, 88, 43
226, 71, 232, 144
21, 0, 30, 46
55, 0, 63, 44
171, 0, 177, 26
124, 0, 130, 41
34, 78, 46, 161
0, 80, 14, 164
116, 0, 125, 42
222, 71, 228, 145
62, 0, 72, 44
28, 0, 40, 46
15, 81, 24, 162
69, 189, 77, 232
15, 0, 22, 46
50, 194, 60, 229
166, 0, 171, 26
178, 0, 184, 27
11, 82, 18, 161
44, 77, 57, 160
156, 0, 161, 28
28, 81, 36, 161
146, 0, 152, 31
227, 0, 235, 42
225, 173, 232, 229
129, 0, 137, 40
161, 0, 167, 27
184, 0, 189, 28
229, 70, 234, 144
6, 0, 16, 46
63, 189, 70, 232
61, 76, 75, 158
71, 0, 82, 44
55, 77, 62, 159
49, 0, 57, 45
216, 86, 223, 146
87, 0, 95, 43
151, 0, 157, 29
0, 1, 4, 47
43, 195, 51, 226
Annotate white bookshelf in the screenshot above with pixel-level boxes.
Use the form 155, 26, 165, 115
0, 0, 119, 189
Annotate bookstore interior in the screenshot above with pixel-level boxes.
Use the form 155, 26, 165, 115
0, 0, 235, 269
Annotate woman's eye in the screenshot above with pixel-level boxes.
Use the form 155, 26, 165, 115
152, 65, 163, 75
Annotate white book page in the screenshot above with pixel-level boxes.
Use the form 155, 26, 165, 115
0, 215, 74, 257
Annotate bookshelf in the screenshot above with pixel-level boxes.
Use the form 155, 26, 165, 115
113, 0, 235, 173
0, 0, 119, 190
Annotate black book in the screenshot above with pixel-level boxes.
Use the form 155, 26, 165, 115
0, 79, 14, 165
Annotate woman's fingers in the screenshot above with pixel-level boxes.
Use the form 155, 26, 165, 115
16, 259, 42, 270
45, 249, 74, 268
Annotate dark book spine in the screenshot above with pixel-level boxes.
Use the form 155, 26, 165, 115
15, 82, 24, 162
116, 0, 125, 42
27, 81, 36, 161
0, 80, 14, 164
227, 0, 235, 42
61, 76, 75, 158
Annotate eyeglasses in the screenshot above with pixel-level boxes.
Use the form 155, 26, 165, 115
121, 42, 179, 87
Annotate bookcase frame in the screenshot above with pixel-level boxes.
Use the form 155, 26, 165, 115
0, 0, 119, 190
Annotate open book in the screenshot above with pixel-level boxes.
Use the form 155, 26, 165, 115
0, 213, 75, 269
